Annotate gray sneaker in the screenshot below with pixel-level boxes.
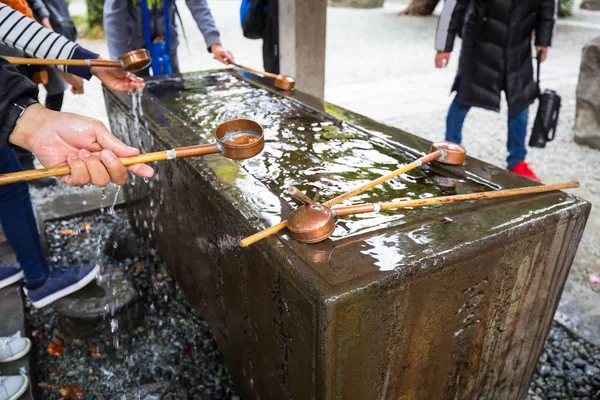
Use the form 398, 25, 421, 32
0, 375, 28, 400
0, 337, 31, 363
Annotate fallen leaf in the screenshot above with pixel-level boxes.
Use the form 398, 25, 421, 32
60, 383, 85, 399
59, 229, 84, 237
185, 343, 192, 356
47, 340, 64, 357
91, 347, 102, 358
82, 221, 92, 231
590, 274, 600, 284
38, 382, 60, 390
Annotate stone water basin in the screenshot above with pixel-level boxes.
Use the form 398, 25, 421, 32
104, 70, 590, 400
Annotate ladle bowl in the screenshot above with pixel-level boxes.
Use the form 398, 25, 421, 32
118, 49, 152, 72
215, 119, 265, 160
286, 187, 335, 243
274, 75, 296, 90
430, 141, 466, 165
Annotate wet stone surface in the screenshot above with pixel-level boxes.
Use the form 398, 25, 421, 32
28, 211, 236, 399
24, 201, 600, 399
54, 267, 141, 340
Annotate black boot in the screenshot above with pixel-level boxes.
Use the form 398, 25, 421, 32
16, 148, 57, 188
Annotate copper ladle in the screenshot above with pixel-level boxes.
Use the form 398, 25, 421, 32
0, 119, 264, 185
4, 49, 152, 72
286, 181, 580, 244
240, 141, 466, 247
229, 61, 296, 90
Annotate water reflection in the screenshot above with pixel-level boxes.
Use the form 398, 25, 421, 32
148, 72, 492, 241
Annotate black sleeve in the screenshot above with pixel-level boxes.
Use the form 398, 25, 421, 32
0, 57, 39, 147
535, 0, 556, 47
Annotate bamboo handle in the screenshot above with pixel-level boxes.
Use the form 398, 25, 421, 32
323, 150, 442, 207
0, 144, 220, 185
4, 57, 121, 68
232, 62, 278, 80
239, 150, 443, 247
332, 182, 580, 216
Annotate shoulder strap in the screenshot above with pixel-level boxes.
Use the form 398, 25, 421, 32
536, 51, 542, 94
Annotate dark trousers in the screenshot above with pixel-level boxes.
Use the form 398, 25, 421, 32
0, 148, 49, 284
446, 95, 529, 169
263, 0, 279, 74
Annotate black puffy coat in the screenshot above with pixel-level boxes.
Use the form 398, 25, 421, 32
435, 0, 557, 116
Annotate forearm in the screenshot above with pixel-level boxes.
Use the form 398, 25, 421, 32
0, 3, 99, 78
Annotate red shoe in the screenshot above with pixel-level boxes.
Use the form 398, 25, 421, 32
509, 161, 541, 182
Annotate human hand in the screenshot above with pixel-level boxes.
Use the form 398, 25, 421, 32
435, 52, 451, 68
41, 17, 52, 30
536, 46, 548, 62
56, 69, 85, 94
211, 44, 234, 65
90, 60, 145, 92
9, 104, 154, 186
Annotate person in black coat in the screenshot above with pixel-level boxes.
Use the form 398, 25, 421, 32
434, 0, 557, 182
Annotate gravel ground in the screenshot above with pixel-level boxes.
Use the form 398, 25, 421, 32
23, 203, 599, 399
27, 210, 237, 399
527, 324, 600, 400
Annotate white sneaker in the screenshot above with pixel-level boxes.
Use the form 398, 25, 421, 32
0, 337, 31, 363
0, 375, 28, 400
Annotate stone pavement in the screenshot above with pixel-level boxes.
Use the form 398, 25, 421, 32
57, 0, 600, 329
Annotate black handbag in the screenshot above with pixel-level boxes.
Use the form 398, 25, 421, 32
529, 51, 561, 148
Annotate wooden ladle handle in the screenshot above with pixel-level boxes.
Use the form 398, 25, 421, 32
231, 62, 278, 80
0, 144, 220, 185
3, 56, 121, 68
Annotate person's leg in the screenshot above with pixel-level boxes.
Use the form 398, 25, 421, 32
506, 107, 529, 169
445, 95, 471, 144
0, 148, 49, 286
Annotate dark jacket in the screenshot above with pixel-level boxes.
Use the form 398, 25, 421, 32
0, 58, 38, 148
435, 0, 557, 115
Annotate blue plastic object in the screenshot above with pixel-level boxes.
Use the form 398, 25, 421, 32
141, 0, 172, 75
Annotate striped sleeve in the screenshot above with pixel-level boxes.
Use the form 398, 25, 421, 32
0, 3, 99, 79
434, 0, 470, 52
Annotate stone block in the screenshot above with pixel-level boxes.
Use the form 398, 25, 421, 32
329, 0, 384, 8
574, 35, 600, 149
104, 71, 590, 400
54, 267, 141, 340
581, 0, 600, 10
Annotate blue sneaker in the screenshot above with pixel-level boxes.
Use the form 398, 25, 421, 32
24, 265, 100, 309
0, 264, 24, 290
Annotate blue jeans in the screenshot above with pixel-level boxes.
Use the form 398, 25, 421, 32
445, 96, 529, 169
0, 148, 49, 284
